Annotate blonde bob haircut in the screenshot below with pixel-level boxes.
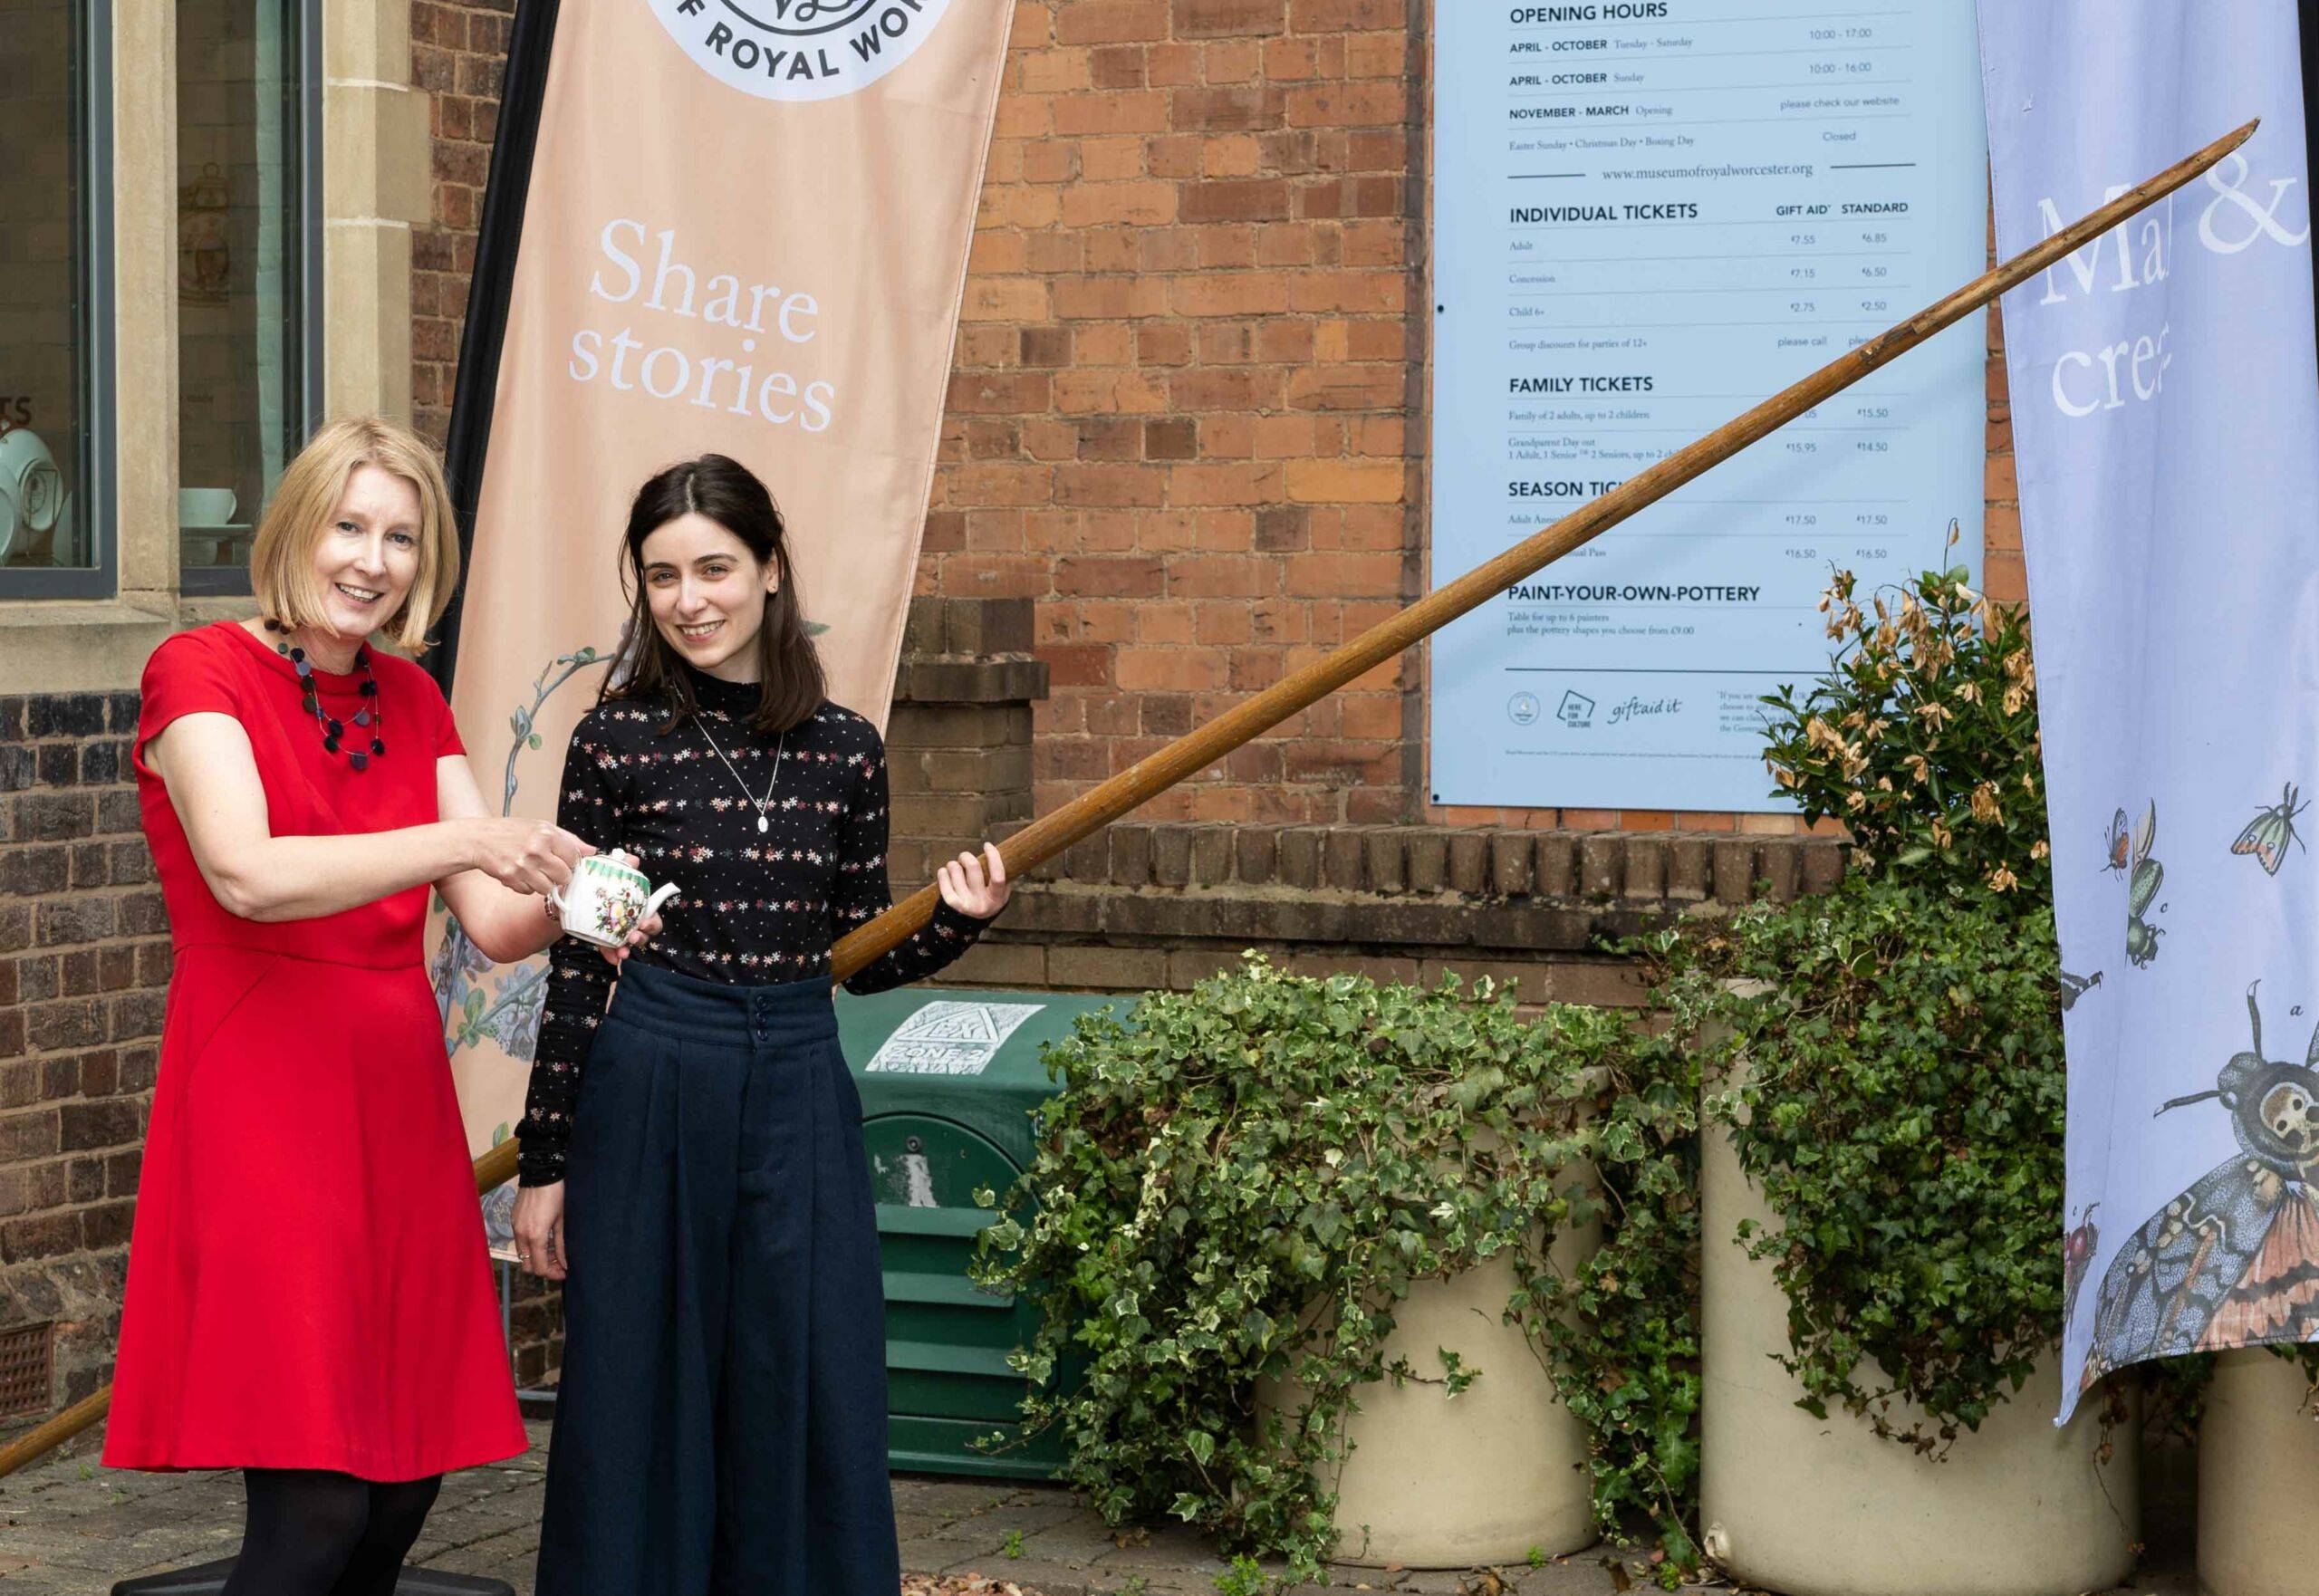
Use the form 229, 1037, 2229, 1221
249, 416, 461, 654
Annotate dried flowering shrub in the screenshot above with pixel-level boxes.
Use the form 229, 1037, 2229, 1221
1759, 529, 2047, 901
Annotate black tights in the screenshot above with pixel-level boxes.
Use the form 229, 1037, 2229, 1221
220, 1468, 443, 1596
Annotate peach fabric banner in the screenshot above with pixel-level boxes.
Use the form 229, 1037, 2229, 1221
428, 1, 1012, 1242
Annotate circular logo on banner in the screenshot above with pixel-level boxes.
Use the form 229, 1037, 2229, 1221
649, 0, 952, 102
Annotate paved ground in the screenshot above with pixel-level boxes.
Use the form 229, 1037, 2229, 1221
0, 1423, 2198, 1595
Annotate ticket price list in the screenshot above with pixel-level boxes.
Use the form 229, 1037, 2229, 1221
1429, 0, 1987, 811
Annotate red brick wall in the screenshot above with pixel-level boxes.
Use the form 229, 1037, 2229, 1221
409, 0, 510, 449
0, 694, 168, 1414
932, 0, 1425, 830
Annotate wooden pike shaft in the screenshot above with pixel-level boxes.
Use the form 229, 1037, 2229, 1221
0, 119, 2256, 1485
0, 1389, 108, 1480
828, 117, 2258, 979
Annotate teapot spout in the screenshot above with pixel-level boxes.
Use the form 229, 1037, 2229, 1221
643, 882, 680, 919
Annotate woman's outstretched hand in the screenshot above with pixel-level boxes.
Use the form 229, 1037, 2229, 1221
936, 841, 1011, 919
595, 850, 662, 967
467, 817, 592, 898
512, 1181, 567, 1280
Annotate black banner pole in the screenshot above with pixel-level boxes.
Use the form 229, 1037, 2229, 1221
427, 0, 565, 693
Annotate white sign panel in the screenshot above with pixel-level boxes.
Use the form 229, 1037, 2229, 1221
864, 999, 1045, 1077
1429, 0, 1988, 811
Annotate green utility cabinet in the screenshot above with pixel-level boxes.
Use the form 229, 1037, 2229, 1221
836, 985, 1131, 1479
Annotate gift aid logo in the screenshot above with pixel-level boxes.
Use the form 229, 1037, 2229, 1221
650, 0, 952, 102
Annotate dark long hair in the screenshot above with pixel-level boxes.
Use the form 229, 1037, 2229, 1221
604, 454, 827, 735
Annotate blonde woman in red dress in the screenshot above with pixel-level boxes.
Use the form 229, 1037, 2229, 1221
103, 417, 655, 1594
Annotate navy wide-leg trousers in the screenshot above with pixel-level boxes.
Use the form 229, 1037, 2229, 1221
535, 965, 899, 1596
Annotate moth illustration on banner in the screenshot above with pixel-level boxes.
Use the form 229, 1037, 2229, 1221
2230, 782, 2308, 876
2080, 983, 2319, 1389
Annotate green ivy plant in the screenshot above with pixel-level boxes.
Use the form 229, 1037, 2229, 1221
1535, 1017, 1701, 1572
1662, 878, 2068, 1449
1523, 552, 2065, 1569
972, 955, 1622, 1583
967, 553, 2071, 1578
1665, 553, 2067, 1448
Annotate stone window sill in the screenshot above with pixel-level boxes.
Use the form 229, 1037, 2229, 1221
0, 597, 255, 696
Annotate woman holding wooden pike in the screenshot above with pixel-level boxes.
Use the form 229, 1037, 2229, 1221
513, 453, 1011, 1595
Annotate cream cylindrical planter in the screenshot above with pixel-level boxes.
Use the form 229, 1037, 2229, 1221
2198, 1348, 2319, 1596
1699, 1110, 2137, 1596
1258, 1200, 1603, 1569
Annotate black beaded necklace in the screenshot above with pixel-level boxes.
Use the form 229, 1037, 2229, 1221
264, 619, 386, 772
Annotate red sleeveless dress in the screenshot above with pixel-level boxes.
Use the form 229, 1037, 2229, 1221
103, 620, 525, 1480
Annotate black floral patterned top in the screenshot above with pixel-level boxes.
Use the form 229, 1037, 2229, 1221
515, 667, 991, 1185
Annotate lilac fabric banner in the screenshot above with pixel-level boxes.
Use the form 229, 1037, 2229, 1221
1977, 2, 2319, 1420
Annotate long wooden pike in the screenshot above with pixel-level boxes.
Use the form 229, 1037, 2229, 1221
831, 120, 2256, 974
0, 120, 2256, 1481
826, 120, 2256, 954
479, 122, 2256, 1197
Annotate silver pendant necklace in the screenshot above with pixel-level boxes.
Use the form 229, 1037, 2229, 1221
695, 713, 784, 833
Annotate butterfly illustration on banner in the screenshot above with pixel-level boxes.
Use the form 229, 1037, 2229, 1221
2103, 802, 2164, 967
2080, 984, 2319, 1390
2230, 783, 2307, 876
2059, 969, 2102, 1011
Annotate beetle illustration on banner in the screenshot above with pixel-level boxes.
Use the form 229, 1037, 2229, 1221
1977, 0, 2319, 1421
424, 0, 1015, 1216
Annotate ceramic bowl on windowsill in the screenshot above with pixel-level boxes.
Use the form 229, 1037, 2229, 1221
179, 487, 247, 569
178, 487, 238, 527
